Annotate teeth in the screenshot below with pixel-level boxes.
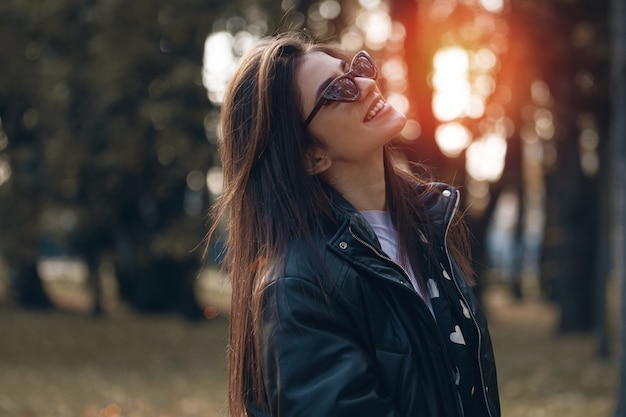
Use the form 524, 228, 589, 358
366, 99, 385, 121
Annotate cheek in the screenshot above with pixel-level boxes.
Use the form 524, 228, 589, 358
326, 134, 370, 161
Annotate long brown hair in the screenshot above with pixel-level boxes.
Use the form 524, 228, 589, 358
206, 33, 473, 417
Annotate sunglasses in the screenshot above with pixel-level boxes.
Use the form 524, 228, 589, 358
303, 50, 378, 127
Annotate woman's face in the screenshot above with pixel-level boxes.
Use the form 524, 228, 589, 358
297, 51, 407, 168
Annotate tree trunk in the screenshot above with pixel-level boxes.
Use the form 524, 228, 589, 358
11, 261, 53, 309
594, 106, 612, 359
390, 0, 446, 170
612, 0, 626, 411
551, 138, 596, 332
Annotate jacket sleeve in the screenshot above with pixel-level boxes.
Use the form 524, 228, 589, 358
259, 276, 400, 417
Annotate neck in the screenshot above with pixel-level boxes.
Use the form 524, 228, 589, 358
325, 152, 387, 211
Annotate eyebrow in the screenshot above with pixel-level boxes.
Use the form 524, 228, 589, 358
314, 59, 348, 100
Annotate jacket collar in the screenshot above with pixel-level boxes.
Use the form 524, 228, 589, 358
330, 192, 379, 245
329, 182, 459, 243
417, 182, 460, 241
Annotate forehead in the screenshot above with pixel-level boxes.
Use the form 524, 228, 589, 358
297, 51, 344, 108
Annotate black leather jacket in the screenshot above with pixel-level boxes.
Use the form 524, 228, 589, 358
258, 183, 500, 417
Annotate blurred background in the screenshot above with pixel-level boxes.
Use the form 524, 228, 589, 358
0, 0, 623, 416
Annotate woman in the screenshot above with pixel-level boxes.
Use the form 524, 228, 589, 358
207, 33, 500, 417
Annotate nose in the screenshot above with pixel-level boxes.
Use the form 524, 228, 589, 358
354, 77, 376, 101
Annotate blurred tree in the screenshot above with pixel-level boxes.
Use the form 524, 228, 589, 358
514, 0, 612, 333
391, 0, 612, 335
0, 2, 55, 309
0, 0, 617, 341
0, 0, 266, 317
389, 0, 523, 302
611, 0, 626, 410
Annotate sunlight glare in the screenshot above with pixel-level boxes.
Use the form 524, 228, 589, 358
359, 0, 381, 9
465, 95, 485, 119
432, 47, 472, 121
203, 31, 260, 106
479, 0, 504, 13
202, 31, 236, 105
206, 167, 223, 197
466, 133, 507, 182
435, 122, 472, 157
434, 47, 469, 72
431, 72, 471, 92
432, 88, 470, 122
474, 48, 497, 71
357, 9, 392, 50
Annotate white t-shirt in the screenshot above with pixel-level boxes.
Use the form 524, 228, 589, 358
362, 211, 467, 414
360, 210, 434, 316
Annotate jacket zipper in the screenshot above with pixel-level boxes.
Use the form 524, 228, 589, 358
347, 226, 438, 320
443, 189, 493, 417
348, 227, 411, 287
347, 224, 465, 416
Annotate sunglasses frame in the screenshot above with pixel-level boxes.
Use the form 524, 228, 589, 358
303, 50, 378, 128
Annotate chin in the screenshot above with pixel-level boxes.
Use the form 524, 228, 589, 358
387, 107, 408, 137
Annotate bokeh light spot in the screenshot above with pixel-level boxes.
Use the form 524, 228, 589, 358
319, 0, 341, 20
479, 0, 504, 13
435, 122, 472, 157
387, 93, 409, 115
206, 167, 223, 197
202, 31, 235, 105
466, 133, 507, 181
401, 119, 422, 141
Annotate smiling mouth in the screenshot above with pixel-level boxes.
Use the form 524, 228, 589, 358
364, 98, 386, 122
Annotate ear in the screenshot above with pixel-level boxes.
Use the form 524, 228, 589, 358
306, 148, 332, 175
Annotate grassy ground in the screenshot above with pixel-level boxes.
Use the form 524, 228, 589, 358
0, 271, 619, 417
486, 288, 618, 417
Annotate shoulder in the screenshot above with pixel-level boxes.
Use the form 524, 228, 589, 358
263, 232, 353, 293
416, 182, 459, 206
414, 182, 460, 231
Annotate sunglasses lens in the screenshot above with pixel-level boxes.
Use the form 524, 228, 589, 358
352, 55, 376, 78
324, 77, 359, 101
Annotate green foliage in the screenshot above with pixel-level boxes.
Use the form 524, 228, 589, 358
0, 0, 241, 311
0, 1, 216, 243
